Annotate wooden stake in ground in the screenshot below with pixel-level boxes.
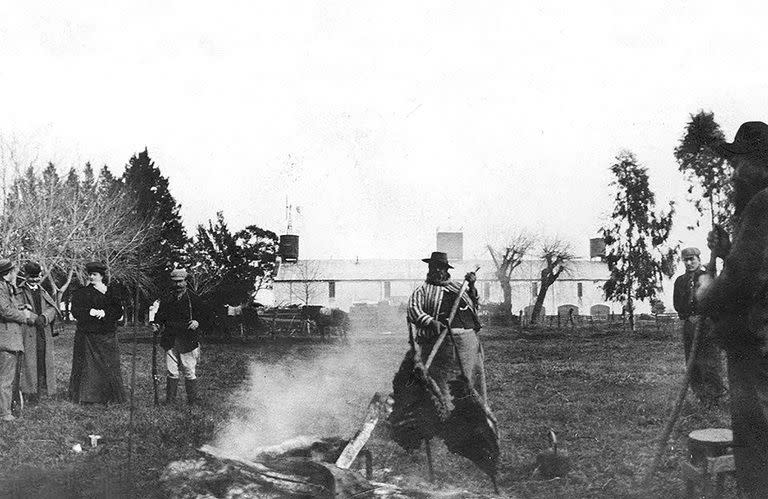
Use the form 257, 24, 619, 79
127, 324, 139, 474
640, 246, 719, 490
335, 392, 388, 469
152, 325, 160, 406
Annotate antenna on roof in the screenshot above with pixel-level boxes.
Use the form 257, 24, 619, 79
285, 196, 293, 233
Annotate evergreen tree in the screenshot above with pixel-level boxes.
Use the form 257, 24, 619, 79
186, 212, 278, 309
122, 148, 186, 269
674, 110, 731, 230
121, 148, 187, 321
601, 150, 677, 331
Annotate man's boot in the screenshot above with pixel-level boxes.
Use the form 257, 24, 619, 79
186, 378, 199, 405
165, 378, 178, 404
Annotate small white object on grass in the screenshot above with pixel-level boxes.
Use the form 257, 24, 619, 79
72, 443, 82, 453
88, 434, 102, 447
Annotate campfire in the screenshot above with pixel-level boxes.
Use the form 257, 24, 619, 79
161, 393, 419, 498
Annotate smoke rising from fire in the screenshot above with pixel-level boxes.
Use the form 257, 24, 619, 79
213, 335, 398, 458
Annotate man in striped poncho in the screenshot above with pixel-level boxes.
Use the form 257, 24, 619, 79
407, 251, 487, 405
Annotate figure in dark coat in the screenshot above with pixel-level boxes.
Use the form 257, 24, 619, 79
152, 268, 212, 405
672, 247, 725, 407
698, 121, 768, 498
18, 262, 60, 400
68, 261, 125, 404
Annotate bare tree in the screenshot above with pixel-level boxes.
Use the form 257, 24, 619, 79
529, 238, 575, 325
290, 260, 323, 305
0, 161, 158, 305
487, 232, 535, 323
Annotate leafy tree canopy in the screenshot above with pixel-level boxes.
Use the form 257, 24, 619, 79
674, 110, 731, 228
601, 150, 677, 330
185, 211, 278, 308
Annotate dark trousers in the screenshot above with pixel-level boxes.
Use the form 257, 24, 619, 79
0, 350, 19, 417
683, 316, 726, 405
36, 327, 47, 394
727, 346, 768, 497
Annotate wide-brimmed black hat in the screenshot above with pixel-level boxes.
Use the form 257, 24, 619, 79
421, 251, 454, 268
712, 121, 768, 159
23, 262, 42, 276
85, 261, 108, 275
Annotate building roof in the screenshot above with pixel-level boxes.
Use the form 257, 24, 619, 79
274, 258, 609, 282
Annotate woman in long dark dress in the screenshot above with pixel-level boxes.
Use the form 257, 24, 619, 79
68, 261, 125, 404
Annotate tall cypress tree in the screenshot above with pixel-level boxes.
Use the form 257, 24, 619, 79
122, 148, 187, 320
601, 150, 677, 331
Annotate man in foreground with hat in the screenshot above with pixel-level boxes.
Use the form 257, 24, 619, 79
696, 121, 768, 497
0, 259, 37, 421
672, 247, 725, 407
152, 268, 212, 405
18, 262, 60, 402
407, 251, 486, 405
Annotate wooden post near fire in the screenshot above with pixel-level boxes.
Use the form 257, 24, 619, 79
335, 392, 391, 470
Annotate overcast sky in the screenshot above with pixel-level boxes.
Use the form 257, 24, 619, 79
1, 1, 766, 261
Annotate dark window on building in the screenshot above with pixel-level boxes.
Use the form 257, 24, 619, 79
384, 281, 391, 299
329, 281, 336, 299
483, 281, 491, 300
532, 282, 538, 297
577, 282, 583, 298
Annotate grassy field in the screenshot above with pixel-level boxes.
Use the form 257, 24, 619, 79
0, 322, 737, 498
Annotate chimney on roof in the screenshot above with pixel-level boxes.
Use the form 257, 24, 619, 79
437, 231, 463, 261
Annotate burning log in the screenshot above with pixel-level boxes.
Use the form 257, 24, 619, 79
199, 444, 335, 496
193, 443, 422, 498
250, 435, 349, 462
162, 393, 399, 498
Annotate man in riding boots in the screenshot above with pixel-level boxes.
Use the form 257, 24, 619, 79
152, 268, 211, 405
672, 247, 725, 407
407, 251, 487, 404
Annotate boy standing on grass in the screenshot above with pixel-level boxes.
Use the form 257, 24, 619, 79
152, 268, 212, 405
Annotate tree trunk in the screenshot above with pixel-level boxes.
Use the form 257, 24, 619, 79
529, 286, 548, 325
626, 293, 635, 332
500, 280, 512, 324
134, 286, 140, 324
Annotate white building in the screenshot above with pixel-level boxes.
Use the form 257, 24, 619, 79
273, 257, 623, 316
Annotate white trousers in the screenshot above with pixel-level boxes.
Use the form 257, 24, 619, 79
166, 347, 200, 380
